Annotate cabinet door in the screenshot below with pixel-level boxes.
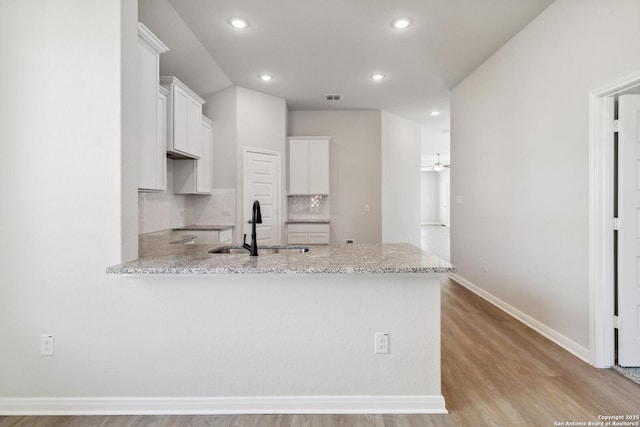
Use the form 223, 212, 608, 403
196, 119, 213, 194
137, 36, 162, 190
187, 98, 202, 158
162, 77, 205, 159
219, 229, 232, 244
287, 233, 308, 245
289, 139, 309, 194
155, 88, 167, 189
308, 139, 329, 194
308, 233, 329, 245
173, 85, 190, 155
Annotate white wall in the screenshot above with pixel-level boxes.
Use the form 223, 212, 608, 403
288, 110, 382, 244
204, 86, 238, 189
381, 111, 422, 246
1, 3, 439, 409
421, 172, 440, 224
120, 0, 140, 261
236, 87, 288, 240
138, 0, 231, 98
206, 86, 287, 242
0, 0, 136, 395
451, 0, 640, 352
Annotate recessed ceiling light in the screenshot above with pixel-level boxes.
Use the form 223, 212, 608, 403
371, 73, 385, 81
391, 17, 412, 30
259, 73, 273, 82
228, 17, 249, 29
431, 111, 440, 116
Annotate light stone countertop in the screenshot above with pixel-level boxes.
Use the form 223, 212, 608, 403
106, 231, 455, 275
172, 224, 234, 231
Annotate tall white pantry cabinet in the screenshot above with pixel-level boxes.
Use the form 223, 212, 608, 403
287, 137, 331, 245
137, 23, 169, 192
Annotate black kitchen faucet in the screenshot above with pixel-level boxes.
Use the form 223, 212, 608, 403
243, 200, 262, 256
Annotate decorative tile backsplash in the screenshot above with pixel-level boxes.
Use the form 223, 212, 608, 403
288, 195, 330, 220
138, 160, 235, 235
189, 188, 236, 225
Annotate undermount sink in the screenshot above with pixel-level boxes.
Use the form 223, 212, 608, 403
208, 245, 310, 255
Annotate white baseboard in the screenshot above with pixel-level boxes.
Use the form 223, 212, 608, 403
449, 273, 591, 364
0, 395, 447, 416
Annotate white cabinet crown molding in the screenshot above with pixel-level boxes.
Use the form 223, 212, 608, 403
202, 115, 214, 126
137, 22, 169, 53
160, 76, 206, 105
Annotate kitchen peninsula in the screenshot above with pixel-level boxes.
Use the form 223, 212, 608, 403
107, 238, 454, 414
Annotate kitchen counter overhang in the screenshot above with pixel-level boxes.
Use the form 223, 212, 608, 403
106, 242, 454, 275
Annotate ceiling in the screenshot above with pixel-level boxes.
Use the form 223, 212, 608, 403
165, 0, 554, 127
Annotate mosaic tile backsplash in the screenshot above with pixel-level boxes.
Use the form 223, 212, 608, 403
288, 195, 330, 220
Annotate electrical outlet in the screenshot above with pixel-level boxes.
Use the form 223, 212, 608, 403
375, 332, 389, 354
40, 334, 54, 356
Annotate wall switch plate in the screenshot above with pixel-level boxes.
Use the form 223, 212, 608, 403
40, 334, 54, 356
375, 332, 389, 354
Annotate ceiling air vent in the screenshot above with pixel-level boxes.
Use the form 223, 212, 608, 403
325, 94, 342, 101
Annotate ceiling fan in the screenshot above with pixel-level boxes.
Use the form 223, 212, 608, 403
433, 153, 450, 172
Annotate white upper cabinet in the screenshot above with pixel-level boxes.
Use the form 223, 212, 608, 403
174, 116, 214, 195
288, 137, 331, 195
137, 23, 168, 192
196, 117, 213, 194
289, 139, 309, 195
160, 76, 205, 159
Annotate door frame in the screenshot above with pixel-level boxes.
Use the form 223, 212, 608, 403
243, 147, 282, 244
589, 70, 640, 367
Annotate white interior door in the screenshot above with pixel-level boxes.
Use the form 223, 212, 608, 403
618, 94, 640, 366
245, 150, 281, 245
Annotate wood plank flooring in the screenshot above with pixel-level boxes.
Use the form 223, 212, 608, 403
2, 279, 639, 426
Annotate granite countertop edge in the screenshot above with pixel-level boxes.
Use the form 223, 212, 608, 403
172, 224, 235, 231
107, 231, 455, 276
106, 265, 455, 275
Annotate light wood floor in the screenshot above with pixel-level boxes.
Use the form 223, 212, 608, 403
2, 279, 639, 427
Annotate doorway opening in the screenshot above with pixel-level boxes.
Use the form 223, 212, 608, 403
421, 165, 450, 261
589, 70, 640, 368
